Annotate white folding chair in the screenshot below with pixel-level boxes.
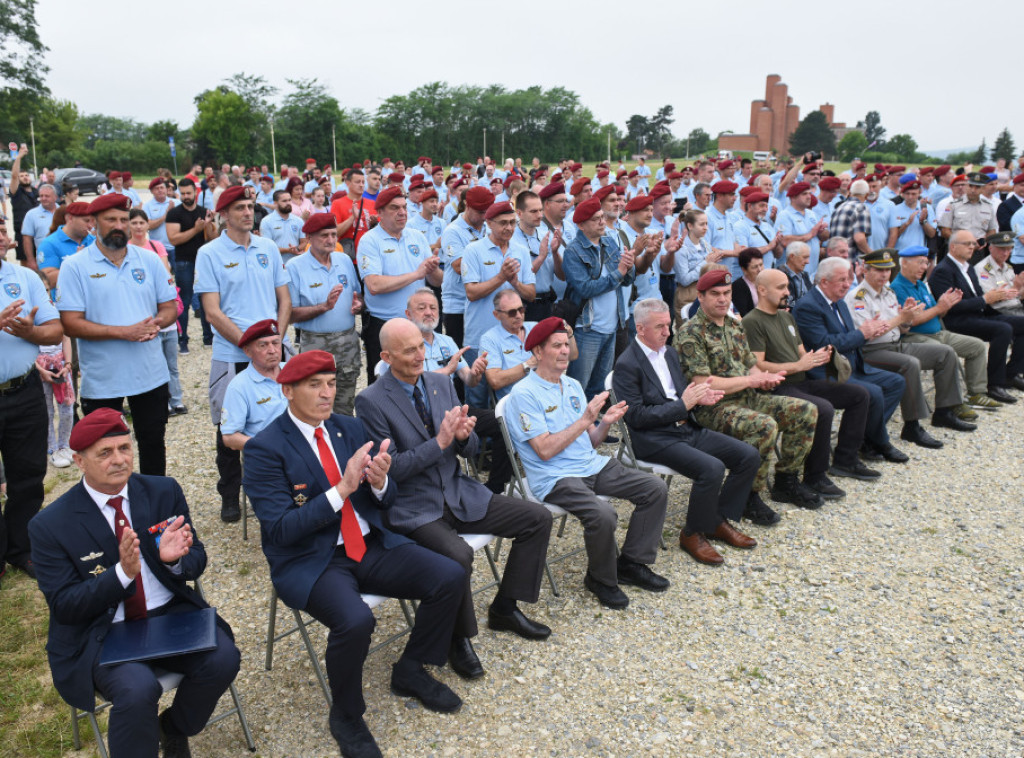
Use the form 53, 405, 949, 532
70, 578, 257, 756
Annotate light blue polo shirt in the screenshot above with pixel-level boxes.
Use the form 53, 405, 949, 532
440, 214, 485, 315
56, 243, 175, 398
635, 164, 651, 189
407, 212, 444, 246
357, 223, 432, 320
286, 250, 360, 333
0, 262, 59, 382
733, 216, 777, 269
219, 364, 287, 437
461, 237, 535, 348
887, 202, 933, 251
705, 204, 741, 278
1012, 206, 1024, 265
37, 228, 95, 273
506, 371, 608, 499
194, 231, 289, 363
256, 188, 275, 206
143, 198, 176, 254
479, 322, 535, 399
778, 206, 821, 278
259, 212, 304, 251
867, 198, 895, 251
21, 205, 54, 247
423, 332, 468, 372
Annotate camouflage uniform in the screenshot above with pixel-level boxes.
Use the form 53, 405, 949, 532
675, 307, 817, 491
299, 328, 361, 415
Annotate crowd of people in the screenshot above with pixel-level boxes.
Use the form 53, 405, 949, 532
3, 144, 1024, 758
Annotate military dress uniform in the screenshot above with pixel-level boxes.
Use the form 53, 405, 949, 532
938, 176, 998, 247
845, 249, 965, 423
974, 251, 1024, 316
674, 306, 817, 493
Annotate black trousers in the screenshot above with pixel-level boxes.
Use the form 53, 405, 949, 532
0, 372, 47, 570
82, 383, 169, 476
639, 424, 760, 533
405, 496, 551, 638
303, 537, 465, 718
92, 605, 240, 758
443, 313, 464, 349
947, 314, 1024, 387
469, 407, 512, 493
776, 379, 871, 474
361, 313, 387, 385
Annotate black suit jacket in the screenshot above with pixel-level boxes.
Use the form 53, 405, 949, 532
29, 474, 217, 711
612, 340, 697, 459
997, 194, 1022, 232
732, 277, 756, 317
927, 255, 994, 327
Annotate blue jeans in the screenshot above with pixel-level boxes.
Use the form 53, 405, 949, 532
568, 328, 616, 401
161, 329, 183, 406
174, 259, 212, 346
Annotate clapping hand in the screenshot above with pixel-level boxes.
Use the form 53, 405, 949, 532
682, 379, 724, 409
365, 439, 391, 489
119, 526, 142, 579
158, 516, 193, 564
601, 400, 628, 425
337, 441, 374, 499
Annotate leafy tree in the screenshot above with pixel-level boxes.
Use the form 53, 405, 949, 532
886, 133, 919, 161
275, 78, 344, 168
837, 131, 868, 161
789, 111, 837, 157
190, 87, 262, 164
686, 128, 713, 156
625, 114, 649, 152
649, 105, 674, 156
991, 128, 1016, 163
145, 120, 181, 143
78, 115, 146, 148
0, 0, 48, 93
972, 139, 988, 165
857, 111, 886, 148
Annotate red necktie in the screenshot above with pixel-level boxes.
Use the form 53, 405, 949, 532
314, 428, 366, 562
107, 496, 147, 621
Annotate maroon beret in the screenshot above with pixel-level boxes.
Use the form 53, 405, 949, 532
596, 169, 610, 179
980, 165, 995, 173
431, 165, 443, 175
108, 170, 123, 180
745, 191, 770, 204
901, 180, 921, 192
374, 186, 405, 211
69, 408, 130, 452
1013, 173, 1024, 185
407, 175, 426, 190
451, 179, 465, 191
549, 171, 564, 183
818, 176, 842, 191
462, 163, 473, 170
717, 160, 734, 170
711, 181, 738, 195
305, 158, 317, 165
655, 179, 670, 188
465, 186, 495, 211
238, 319, 280, 348
807, 195, 819, 208
649, 184, 671, 199
873, 163, 886, 172
261, 175, 274, 184
786, 181, 812, 198
739, 185, 759, 198
852, 161, 866, 171
418, 156, 430, 163
502, 174, 516, 189
277, 350, 336, 384
388, 173, 406, 186
572, 197, 601, 224
616, 169, 627, 178
951, 174, 967, 186
87, 193, 131, 215
215, 185, 255, 212
538, 182, 566, 200
489, 177, 503, 187
624, 194, 654, 212
65, 201, 92, 217
570, 178, 590, 196
628, 170, 639, 178
918, 166, 934, 175
664, 162, 676, 172
696, 269, 732, 293
933, 165, 951, 178
419, 188, 438, 202
524, 316, 567, 351
593, 185, 617, 203
148, 177, 166, 190
570, 162, 583, 172
122, 172, 133, 180
303, 212, 338, 235
485, 201, 514, 220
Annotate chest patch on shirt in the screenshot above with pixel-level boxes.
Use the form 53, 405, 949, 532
408, 245, 421, 257
3, 283, 21, 298
256, 254, 269, 269
131, 268, 146, 284
338, 275, 348, 288
569, 396, 581, 413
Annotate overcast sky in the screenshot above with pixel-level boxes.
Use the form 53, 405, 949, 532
38, 0, 1019, 156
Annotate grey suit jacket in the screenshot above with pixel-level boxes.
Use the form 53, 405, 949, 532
354, 370, 492, 532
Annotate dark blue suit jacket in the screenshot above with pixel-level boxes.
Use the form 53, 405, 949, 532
242, 411, 409, 610
927, 255, 994, 327
792, 287, 888, 380
29, 474, 215, 711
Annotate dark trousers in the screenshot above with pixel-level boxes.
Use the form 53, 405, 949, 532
173, 259, 211, 346
470, 407, 512, 493
846, 369, 905, 449
405, 496, 552, 638
216, 426, 241, 506
777, 379, 871, 474
524, 297, 553, 323
92, 613, 240, 758
82, 384, 169, 476
303, 538, 465, 718
0, 372, 47, 570
361, 313, 387, 385
639, 425, 760, 533
947, 314, 1024, 387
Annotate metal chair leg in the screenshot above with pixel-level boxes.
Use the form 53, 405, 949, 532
88, 711, 110, 758
227, 682, 257, 751
265, 588, 278, 671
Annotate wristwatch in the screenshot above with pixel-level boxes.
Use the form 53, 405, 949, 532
521, 362, 531, 374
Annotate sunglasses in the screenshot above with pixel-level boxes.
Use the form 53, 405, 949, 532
498, 306, 525, 317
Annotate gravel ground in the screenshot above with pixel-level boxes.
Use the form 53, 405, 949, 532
44, 336, 1024, 758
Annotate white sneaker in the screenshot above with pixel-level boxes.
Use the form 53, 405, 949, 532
58, 448, 74, 464
50, 451, 71, 468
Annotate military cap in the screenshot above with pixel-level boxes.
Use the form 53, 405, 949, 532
572, 198, 601, 224
87, 193, 131, 215
594, 185, 616, 202
624, 194, 654, 212
570, 178, 590, 196
711, 180, 738, 194
818, 176, 842, 191
786, 181, 811, 198
64, 201, 91, 217
484, 201, 514, 221
932, 165, 951, 178
648, 184, 671, 199
374, 186, 405, 211
524, 316, 567, 351
863, 249, 897, 269
302, 213, 338, 235
696, 269, 731, 292
419, 188, 438, 202
465, 186, 495, 211
987, 231, 1015, 247
69, 408, 130, 452
967, 172, 991, 186
901, 180, 921, 192
745, 191, 770, 204
238, 319, 280, 348
538, 182, 565, 200
277, 350, 336, 384
148, 177, 166, 190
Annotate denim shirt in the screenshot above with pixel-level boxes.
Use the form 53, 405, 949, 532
562, 231, 635, 330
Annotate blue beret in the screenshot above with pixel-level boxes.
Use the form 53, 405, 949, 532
898, 245, 930, 257
899, 173, 918, 185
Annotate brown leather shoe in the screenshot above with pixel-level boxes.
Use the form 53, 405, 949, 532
707, 521, 757, 549
679, 531, 724, 565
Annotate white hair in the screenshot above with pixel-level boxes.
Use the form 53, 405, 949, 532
850, 179, 869, 196
815, 257, 851, 284
785, 241, 810, 258
633, 298, 669, 325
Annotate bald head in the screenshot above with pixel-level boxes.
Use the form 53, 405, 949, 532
379, 318, 426, 384
755, 268, 792, 312
379, 317, 420, 352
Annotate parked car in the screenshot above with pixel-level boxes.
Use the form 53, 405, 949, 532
54, 167, 107, 195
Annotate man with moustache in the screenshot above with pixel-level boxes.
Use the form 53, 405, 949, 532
166, 178, 218, 352
260, 190, 305, 266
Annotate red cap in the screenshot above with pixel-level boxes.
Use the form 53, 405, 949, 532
818, 176, 842, 191
980, 165, 995, 173
807, 196, 819, 208
108, 171, 123, 180
664, 162, 676, 172
451, 179, 465, 191
538, 182, 565, 200
431, 165, 443, 175
933, 165, 951, 178
696, 269, 732, 293
238, 319, 280, 349
572, 197, 601, 224
465, 186, 495, 211
570, 178, 590, 196
745, 191, 770, 204
594, 185, 616, 202
951, 174, 967, 186
215, 185, 255, 213
901, 180, 921, 192
503, 174, 516, 189
87, 193, 131, 215
64, 201, 92, 217
711, 181, 738, 195
69, 408, 130, 452
739, 185, 758, 198
616, 169, 627, 178
306, 158, 317, 165
852, 161, 866, 171
649, 184, 671, 199
277, 350, 336, 384
570, 162, 583, 172
462, 163, 473, 170
419, 188, 438, 202
261, 174, 274, 184
303, 213, 338, 235
418, 156, 430, 163
1013, 174, 1024, 185
549, 171, 564, 183
667, 171, 684, 181
717, 159, 734, 170
628, 170, 639, 178
374, 186, 405, 211
919, 166, 934, 175
524, 316, 567, 351
407, 175, 426, 190
624, 195, 654, 212
148, 177, 166, 190
786, 182, 811, 198
388, 173, 406, 186
596, 169, 609, 179
485, 201, 514, 220
122, 172, 133, 180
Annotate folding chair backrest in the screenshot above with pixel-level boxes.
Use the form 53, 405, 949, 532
493, 396, 540, 503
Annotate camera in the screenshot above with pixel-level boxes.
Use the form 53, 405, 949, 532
804, 152, 822, 164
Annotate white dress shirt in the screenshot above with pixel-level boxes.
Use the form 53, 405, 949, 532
636, 337, 677, 399
952, 256, 977, 295
82, 479, 177, 622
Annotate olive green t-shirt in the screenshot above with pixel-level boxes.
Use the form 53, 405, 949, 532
741, 307, 807, 384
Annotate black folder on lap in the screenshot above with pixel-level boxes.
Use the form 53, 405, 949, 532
99, 607, 217, 666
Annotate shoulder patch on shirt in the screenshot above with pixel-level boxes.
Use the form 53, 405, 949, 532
518, 412, 532, 432
854, 290, 866, 300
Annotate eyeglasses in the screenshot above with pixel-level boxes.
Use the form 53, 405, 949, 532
498, 306, 525, 317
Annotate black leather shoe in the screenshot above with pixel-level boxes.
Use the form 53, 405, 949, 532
1011, 374, 1024, 392
391, 662, 462, 712
616, 557, 670, 592
988, 386, 1017, 404
900, 422, 943, 449
932, 408, 976, 432
487, 606, 551, 640
329, 710, 382, 758
11, 559, 36, 579
770, 472, 823, 509
743, 492, 780, 526
805, 475, 846, 500
829, 461, 881, 480
859, 444, 884, 462
159, 711, 192, 758
583, 572, 629, 609
220, 501, 241, 523
879, 444, 910, 463
447, 637, 484, 680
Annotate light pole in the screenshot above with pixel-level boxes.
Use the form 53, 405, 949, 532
29, 117, 38, 178
270, 118, 277, 173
